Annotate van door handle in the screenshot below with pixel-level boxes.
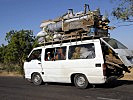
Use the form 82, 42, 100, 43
38, 63, 41, 64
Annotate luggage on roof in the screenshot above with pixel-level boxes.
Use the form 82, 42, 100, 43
37, 4, 114, 45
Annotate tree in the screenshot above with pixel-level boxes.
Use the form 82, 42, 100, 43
112, 0, 133, 22
0, 44, 6, 63
4, 30, 35, 73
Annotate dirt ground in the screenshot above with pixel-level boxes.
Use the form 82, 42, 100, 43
0, 69, 133, 80
0, 71, 22, 77
120, 68, 133, 80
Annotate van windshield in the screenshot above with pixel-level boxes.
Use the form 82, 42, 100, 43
103, 38, 128, 49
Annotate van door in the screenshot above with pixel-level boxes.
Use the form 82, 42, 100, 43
100, 37, 133, 67
24, 49, 42, 79
43, 46, 67, 82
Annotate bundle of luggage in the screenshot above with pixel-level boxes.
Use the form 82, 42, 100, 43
37, 4, 114, 44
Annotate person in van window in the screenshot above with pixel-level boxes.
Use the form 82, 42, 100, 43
46, 52, 52, 61
55, 48, 65, 60
72, 47, 81, 59
33, 52, 41, 60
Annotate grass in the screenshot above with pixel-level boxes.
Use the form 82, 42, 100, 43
0, 71, 22, 76
0, 63, 22, 76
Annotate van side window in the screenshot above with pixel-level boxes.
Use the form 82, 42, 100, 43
55, 47, 66, 60
45, 47, 66, 61
68, 43, 95, 59
45, 48, 55, 61
28, 49, 42, 61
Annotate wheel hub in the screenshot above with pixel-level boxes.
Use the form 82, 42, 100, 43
34, 75, 41, 83
77, 76, 85, 86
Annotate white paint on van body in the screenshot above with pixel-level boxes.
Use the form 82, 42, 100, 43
24, 39, 106, 84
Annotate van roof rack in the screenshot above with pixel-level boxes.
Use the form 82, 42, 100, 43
40, 34, 109, 46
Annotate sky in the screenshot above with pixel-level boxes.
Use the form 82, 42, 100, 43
0, 0, 133, 49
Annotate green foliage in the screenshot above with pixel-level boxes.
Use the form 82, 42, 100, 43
0, 29, 37, 74
112, 0, 133, 21
5, 30, 34, 65
0, 44, 6, 63
32, 38, 40, 48
0, 63, 21, 74
5, 30, 35, 64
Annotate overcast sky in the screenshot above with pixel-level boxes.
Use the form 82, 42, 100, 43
0, 0, 133, 49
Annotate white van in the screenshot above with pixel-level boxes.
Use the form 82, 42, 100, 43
24, 37, 133, 88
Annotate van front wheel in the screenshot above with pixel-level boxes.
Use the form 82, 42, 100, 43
32, 73, 43, 85
74, 74, 88, 89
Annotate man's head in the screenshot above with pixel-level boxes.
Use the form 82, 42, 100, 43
58, 48, 63, 54
75, 47, 81, 53
47, 52, 50, 56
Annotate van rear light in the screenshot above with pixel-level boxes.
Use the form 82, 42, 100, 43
102, 64, 106, 76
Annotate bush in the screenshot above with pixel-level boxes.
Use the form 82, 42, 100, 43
0, 63, 23, 74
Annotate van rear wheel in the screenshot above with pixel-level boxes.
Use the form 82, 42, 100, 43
74, 74, 88, 89
32, 73, 43, 85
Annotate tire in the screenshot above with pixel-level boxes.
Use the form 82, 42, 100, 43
105, 76, 118, 88
32, 73, 43, 85
74, 74, 88, 89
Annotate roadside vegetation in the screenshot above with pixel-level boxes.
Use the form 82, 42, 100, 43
0, 30, 39, 75
0, 0, 132, 76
